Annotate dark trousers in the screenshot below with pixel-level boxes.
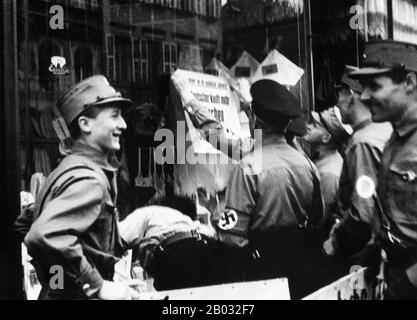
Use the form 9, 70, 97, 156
150, 236, 226, 291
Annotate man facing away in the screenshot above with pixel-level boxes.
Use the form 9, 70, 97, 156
173, 75, 324, 299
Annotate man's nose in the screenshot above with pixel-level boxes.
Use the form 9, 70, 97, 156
360, 88, 371, 103
118, 116, 127, 130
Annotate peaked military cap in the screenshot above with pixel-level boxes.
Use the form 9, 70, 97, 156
335, 65, 363, 93
250, 79, 302, 128
350, 40, 417, 79
57, 75, 132, 126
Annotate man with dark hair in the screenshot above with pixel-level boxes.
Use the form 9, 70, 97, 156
173, 75, 324, 299
119, 195, 222, 291
24, 75, 136, 300
349, 40, 417, 299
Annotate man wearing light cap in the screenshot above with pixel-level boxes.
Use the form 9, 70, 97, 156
174, 76, 324, 299
349, 40, 417, 299
303, 107, 351, 231
24, 75, 136, 300
324, 65, 393, 266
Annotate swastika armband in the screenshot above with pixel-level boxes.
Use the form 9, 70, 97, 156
218, 209, 238, 231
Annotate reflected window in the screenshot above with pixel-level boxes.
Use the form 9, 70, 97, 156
74, 46, 93, 82
163, 42, 178, 74
116, 36, 132, 82
106, 34, 116, 81
133, 39, 150, 83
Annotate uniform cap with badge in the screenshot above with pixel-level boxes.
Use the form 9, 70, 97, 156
57, 75, 133, 126
349, 40, 417, 79
311, 107, 353, 144
250, 79, 302, 129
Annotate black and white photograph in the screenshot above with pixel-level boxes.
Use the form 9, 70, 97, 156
1, 0, 417, 303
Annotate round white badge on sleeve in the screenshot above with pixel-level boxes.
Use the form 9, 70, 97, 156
356, 175, 376, 199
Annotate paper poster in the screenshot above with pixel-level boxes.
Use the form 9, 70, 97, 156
231, 51, 260, 80
172, 69, 243, 155
303, 268, 385, 300
139, 278, 290, 301
251, 49, 304, 86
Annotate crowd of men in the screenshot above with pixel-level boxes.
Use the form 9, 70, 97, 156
15, 39, 417, 300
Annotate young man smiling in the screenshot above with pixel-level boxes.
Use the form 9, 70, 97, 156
25, 75, 136, 300
350, 40, 417, 300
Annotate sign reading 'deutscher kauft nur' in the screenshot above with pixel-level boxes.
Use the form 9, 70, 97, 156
171, 69, 245, 197
174, 69, 243, 154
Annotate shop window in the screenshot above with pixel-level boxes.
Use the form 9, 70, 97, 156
38, 41, 61, 92
74, 46, 93, 82
162, 42, 178, 74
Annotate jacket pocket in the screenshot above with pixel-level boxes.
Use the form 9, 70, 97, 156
387, 162, 417, 220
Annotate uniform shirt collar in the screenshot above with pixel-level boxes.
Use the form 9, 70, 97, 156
72, 141, 119, 173
395, 110, 417, 138
353, 119, 372, 132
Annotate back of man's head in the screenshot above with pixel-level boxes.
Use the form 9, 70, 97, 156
154, 195, 197, 221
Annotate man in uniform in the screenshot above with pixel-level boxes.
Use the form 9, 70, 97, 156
324, 66, 392, 263
349, 40, 417, 299
222, 80, 324, 299
303, 107, 351, 229
173, 75, 324, 299
24, 75, 136, 300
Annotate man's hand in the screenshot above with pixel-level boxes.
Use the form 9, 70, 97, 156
323, 220, 341, 256
171, 72, 195, 105
97, 280, 137, 300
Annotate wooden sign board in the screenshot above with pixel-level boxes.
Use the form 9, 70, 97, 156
138, 278, 291, 301
303, 268, 385, 300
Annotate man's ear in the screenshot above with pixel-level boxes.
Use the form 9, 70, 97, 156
78, 116, 92, 134
406, 72, 417, 93
321, 132, 332, 144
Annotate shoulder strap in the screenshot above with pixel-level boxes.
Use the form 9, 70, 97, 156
35, 156, 110, 221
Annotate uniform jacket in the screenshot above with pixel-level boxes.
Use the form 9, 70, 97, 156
378, 114, 417, 249
217, 135, 324, 248
313, 149, 344, 221
338, 120, 393, 225
24, 142, 124, 298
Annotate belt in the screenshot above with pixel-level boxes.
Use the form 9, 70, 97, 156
145, 230, 203, 275
159, 230, 202, 250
